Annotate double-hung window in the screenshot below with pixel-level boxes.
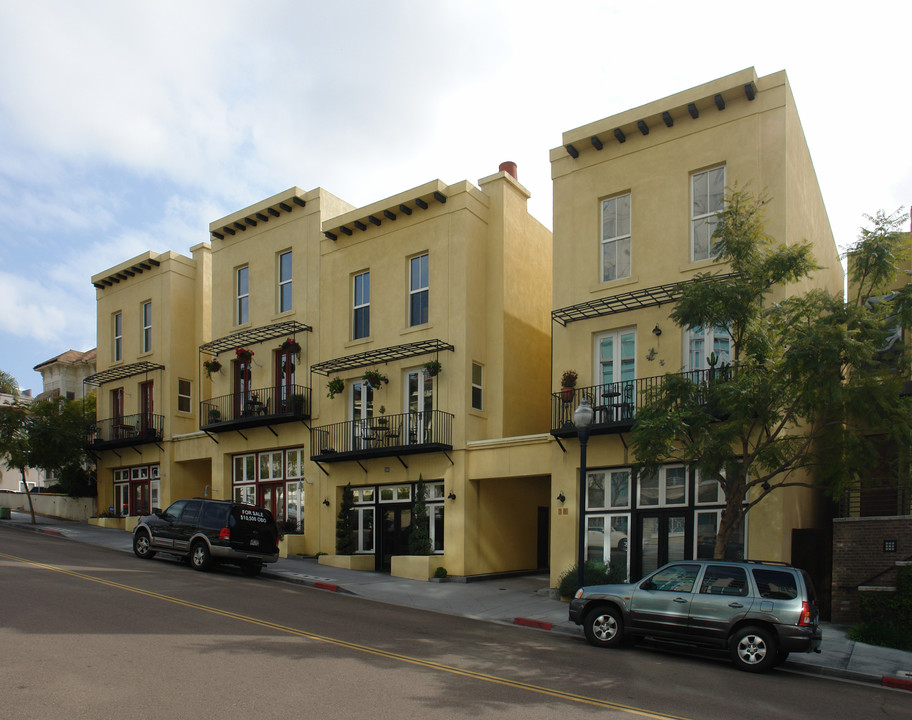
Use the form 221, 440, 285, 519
113, 312, 122, 362
177, 379, 192, 413
237, 266, 249, 325
278, 251, 292, 313
685, 325, 732, 372
353, 271, 370, 339
691, 166, 725, 262
409, 253, 429, 326
601, 194, 631, 282
141, 301, 152, 353
471, 362, 483, 411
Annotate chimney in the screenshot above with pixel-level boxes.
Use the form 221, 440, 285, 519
499, 161, 518, 180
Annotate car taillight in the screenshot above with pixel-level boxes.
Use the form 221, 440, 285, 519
219, 528, 230, 541
798, 601, 812, 627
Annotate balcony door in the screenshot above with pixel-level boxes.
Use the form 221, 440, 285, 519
350, 381, 374, 450
593, 329, 636, 420
276, 349, 295, 413
404, 368, 434, 444
139, 381, 153, 434
234, 359, 252, 418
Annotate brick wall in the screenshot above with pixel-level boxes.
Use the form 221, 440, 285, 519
831, 516, 912, 623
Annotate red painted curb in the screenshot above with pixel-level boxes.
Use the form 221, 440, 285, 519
513, 617, 553, 631
41, 529, 64, 537
882, 676, 912, 691
313, 582, 339, 592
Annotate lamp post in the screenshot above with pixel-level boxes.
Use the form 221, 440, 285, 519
573, 396, 594, 593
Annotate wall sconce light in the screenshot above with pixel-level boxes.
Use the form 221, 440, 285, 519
447, 492, 456, 500
652, 324, 662, 336
322, 498, 330, 507
557, 492, 566, 504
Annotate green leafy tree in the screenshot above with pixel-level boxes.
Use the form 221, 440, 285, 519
632, 190, 912, 558
0, 369, 19, 396
335, 483, 355, 554
408, 476, 431, 555
0, 400, 37, 523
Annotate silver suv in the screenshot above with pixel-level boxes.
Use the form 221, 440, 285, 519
568, 559, 821, 672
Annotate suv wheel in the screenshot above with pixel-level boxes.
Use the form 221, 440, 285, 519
133, 530, 156, 560
190, 540, 212, 571
583, 606, 624, 648
730, 626, 777, 672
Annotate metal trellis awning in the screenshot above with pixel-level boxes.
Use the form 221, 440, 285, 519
199, 320, 312, 356
310, 339, 455, 376
83, 361, 165, 387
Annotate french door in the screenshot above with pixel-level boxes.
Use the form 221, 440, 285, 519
139, 381, 153, 433
276, 349, 295, 413
638, 513, 688, 578
258, 482, 285, 523
379, 506, 412, 571
404, 369, 434, 444
234, 359, 252, 418
350, 381, 374, 449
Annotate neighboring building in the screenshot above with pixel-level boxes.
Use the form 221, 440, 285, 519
34, 348, 97, 401
547, 68, 843, 588
0, 390, 46, 492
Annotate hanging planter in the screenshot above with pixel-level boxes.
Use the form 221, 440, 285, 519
203, 358, 222, 378
422, 360, 442, 378
235, 347, 254, 362
281, 337, 302, 360
327, 376, 344, 399
362, 369, 388, 390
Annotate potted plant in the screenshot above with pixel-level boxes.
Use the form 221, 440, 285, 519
423, 360, 442, 378
376, 405, 387, 427
362, 369, 388, 390
327, 377, 344, 399
560, 369, 578, 403
281, 337, 302, 360
292, 393, 305, 415
203, 357, 222, 378
207, 407, 221, 424
235, 346, 254, 362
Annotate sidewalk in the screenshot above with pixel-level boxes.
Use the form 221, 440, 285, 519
3, 511, 911, 690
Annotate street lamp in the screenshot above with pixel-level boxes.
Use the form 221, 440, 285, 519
573, 396, 594, 593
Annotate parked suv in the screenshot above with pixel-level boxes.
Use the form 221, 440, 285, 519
569, 559, 821, 672
133, 498, 279, 576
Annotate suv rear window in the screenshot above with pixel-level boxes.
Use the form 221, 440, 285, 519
751, 568, 798, 599
200, 502, 230, 530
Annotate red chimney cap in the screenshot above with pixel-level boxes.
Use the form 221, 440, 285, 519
499, 161, 518, 180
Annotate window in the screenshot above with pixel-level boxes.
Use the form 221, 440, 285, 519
595, 329, 636, 387
638, 465, 687, 507
141, 301, 152, 353
643, 563, 700, 593
409, 253, 429, 326
380, 485, 412, 502
696, 510, 746, 560
286, 448, 305, 478
700, 565, 748, 596
177, 379, 191, 413
685, 325, 731, 372
111, 387, 124, 422
259, 451, 283, 481
587, 469, 631, 510
237, 266, 249, 325
586, 514, 629, 575
353, 271, 370, 339
471, 362, 483, 410
233, 454, 256, 483
696, 470, 724, 504
113, 312, 122, 362
691, 166, 725, 262
286, 480, 305, 533
601, 194, 631, 282
278, 251, 292, 313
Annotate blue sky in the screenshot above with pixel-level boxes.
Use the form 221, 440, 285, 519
1, 0, 910, 392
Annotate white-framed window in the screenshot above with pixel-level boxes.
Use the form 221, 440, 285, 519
594, 328, 636, 388
379, 484, 411, 502
354, 506, 375, 552
638, 465, 687, 507
150, 478, 160, 511
471, 362, 483, 411
696, 470, 724, 505
685, 325, 732, 372
353, 271, 370, 339
237, 266, 249, 325
601, 193, 631, 282
691, 166, 725, 262
286, 448, 305, 479
353, 487, 375, 503
409, 253, 429, 326
585, 513, 630, 577
259, 451, 283, 481
430, 504, 444, 553
113, 312, 122, 362
131, 466, 149, 481
286, 480, 304, 533
427, 481, 445, 500
141, 301, 152, 353
233, 454, 256, 483
113, 481, 129, 517
278, 251, 292, 313
696, 509, 746, 560
586, 469, 631, 510
234, 484, 255, 505
177, 379, 192, 413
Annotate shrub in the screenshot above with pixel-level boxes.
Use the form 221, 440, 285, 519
434, 566, 448, 578
848, 566, 912, 651
558, 560, 626, 598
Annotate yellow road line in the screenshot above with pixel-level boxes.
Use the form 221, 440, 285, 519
1, 552, 690, 719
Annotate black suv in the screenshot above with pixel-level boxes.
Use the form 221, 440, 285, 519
569, 559, 822, 672
133, 499, 279, 576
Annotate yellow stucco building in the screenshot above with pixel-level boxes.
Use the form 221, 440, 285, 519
87, 67, 842, 588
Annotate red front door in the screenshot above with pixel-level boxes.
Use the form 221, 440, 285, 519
258, 482, 285, 523
140, 381, 153, 433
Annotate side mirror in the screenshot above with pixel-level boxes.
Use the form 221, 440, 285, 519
641, 580, 655, 591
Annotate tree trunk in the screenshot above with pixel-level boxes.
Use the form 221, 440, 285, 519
714, 477, 746, 559
20, 467, 36, 524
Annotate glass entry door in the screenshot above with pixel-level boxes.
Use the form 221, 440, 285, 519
639, 513, 687, 578
404, 369, 433, 444
258, 482, 285, 523
379, 506, 412, 571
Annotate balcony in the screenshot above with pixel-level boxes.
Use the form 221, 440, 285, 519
201, 384, 311, 432
88, 413, 164, 449
311, 410, 453, 463
551, 368, 731, 437
840, 486, 911, 518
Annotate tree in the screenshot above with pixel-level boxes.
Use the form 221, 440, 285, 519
0, 400, 37, 523
32, 393, 97, 497
408, 476, 431, 555
631, 190, 912, 559
335, 483, 355, 554
0, 369, 18, 396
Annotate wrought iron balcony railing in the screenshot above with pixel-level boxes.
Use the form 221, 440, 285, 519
839, 485, 911, 518
551, 367, 732, 437
311, 410, 453, 462
87, 413, 164, 449
200, 384, 311, 432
